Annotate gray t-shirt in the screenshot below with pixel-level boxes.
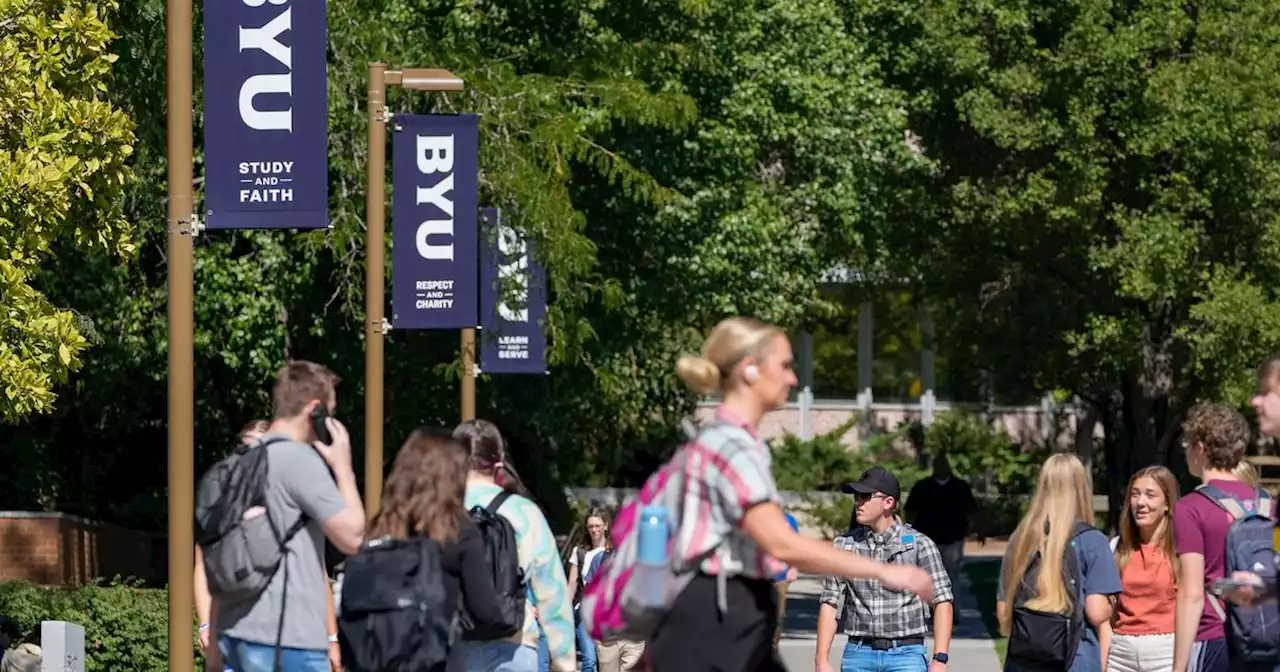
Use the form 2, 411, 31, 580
218, 433, 344, 650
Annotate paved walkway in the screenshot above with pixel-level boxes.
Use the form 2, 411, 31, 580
776, 559, 1002, 671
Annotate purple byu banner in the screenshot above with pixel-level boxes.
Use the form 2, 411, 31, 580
479, 209, 548, 374
203, 0, 329, 230
391, 115, 480, 329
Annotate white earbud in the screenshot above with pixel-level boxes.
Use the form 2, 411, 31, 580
744, 364, 760, 383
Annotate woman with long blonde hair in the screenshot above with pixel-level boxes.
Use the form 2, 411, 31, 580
1107, 466, 1178, 672
998, 453, 1121, 672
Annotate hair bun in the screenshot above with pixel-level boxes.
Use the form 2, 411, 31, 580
676, 355, 721, 395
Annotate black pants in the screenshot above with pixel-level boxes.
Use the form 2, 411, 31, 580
650, 574, 787, 672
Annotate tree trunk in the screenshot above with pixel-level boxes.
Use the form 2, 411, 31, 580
1074, 403, 1099, 477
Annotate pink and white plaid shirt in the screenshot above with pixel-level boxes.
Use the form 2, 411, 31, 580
671, 405, 786, 581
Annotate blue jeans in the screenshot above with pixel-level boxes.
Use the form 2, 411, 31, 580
841, 641, 928, 672
577, 621, 598, 672
218, 636, 328, 672
457, 640, 540, 672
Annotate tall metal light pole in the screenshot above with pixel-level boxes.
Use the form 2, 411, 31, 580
365, 65, 464, 519
165, 0, 195, 666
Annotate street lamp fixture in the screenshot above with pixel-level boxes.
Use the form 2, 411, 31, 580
364, 63, 468, 521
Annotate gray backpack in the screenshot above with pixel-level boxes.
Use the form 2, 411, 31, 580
195, 437, 307, 601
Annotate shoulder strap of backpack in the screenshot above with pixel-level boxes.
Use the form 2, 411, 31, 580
1196, 484, 1250, 520
237, 435, 289, 455
1254, 488, 1275, 519
897, 524, 920, 567
487, 490, 516, 517
1053, 522, 1093, 620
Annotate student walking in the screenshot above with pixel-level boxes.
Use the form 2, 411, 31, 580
203, 361, 367, 672
454, 419, 576, 672
905, 454, 977, 584
815, 466, 955, 672
196, 421, 343, 672
643, 317, 933, 672
1107, 466, 1179, 672
998, 453, 1121, 672
355, 428, 506, 672
1172, 403, 1277, 672
566, 509, 608, 672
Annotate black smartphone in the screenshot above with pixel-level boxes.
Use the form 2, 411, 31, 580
310, 404, 333, 445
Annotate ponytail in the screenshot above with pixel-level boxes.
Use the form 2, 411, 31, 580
454, 418, 533, 501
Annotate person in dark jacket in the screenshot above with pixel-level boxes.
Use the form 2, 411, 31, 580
366, 428, 505, 672
904, 454, 976, 583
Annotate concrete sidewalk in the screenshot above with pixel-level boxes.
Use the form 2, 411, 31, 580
776, 559, 1002, 671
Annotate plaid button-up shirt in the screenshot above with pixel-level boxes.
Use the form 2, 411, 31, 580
819, 521, 955, 640
676, 405, 785, 580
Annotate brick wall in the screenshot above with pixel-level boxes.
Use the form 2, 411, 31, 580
0, 512, 164, 586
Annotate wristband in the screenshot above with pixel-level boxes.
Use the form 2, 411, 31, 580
327, 633, 339, 644
198, 623, 210, 632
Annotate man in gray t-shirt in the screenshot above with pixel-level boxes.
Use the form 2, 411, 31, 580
216, 361, 366, 672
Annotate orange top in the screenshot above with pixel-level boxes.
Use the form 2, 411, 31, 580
1113, 543, 1177, 635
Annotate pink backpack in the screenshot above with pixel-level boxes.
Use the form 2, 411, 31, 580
579, 419, 744, 641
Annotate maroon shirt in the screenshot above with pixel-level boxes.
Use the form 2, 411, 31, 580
1172, 479, 1265, 641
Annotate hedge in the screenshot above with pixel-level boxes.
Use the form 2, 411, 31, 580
0, 580, 202, 671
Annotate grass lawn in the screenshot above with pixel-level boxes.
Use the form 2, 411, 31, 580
963, 558, 1008, 665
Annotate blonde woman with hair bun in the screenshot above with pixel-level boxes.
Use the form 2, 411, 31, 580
648, 317, 934, 672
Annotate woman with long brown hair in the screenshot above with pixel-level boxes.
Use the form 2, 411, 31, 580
368, 427, 504, 672
1107, 466, 1178, 672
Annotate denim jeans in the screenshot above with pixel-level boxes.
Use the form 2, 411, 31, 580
218, 636, 328, 672
840, 641, 928, 672
577, 621, 598, 672
457, 640, 540, 672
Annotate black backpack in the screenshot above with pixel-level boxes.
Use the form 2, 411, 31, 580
1007, 521, 1093, 670
337, 536, 453, 671
460, 491, 526, 640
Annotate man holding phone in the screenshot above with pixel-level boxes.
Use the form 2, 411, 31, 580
215, 361, 367, 672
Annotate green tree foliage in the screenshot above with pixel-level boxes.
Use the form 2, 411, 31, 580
856, 0, 1280, 502
2, 0, 921, 531
0, 0, 134, 422
538, 0, 929, 482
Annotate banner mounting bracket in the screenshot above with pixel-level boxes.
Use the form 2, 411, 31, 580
178, 213, 205, 238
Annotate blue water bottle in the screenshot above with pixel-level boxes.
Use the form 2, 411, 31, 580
635, 505, 671, 610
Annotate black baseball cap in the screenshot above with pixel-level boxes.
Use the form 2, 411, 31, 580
840, 466, 901, 500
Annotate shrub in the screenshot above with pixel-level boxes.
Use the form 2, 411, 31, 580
771, 419, 928, 494
771, 411, 1050, 539
0, 579, 202, 671
772, 419, 930, 538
